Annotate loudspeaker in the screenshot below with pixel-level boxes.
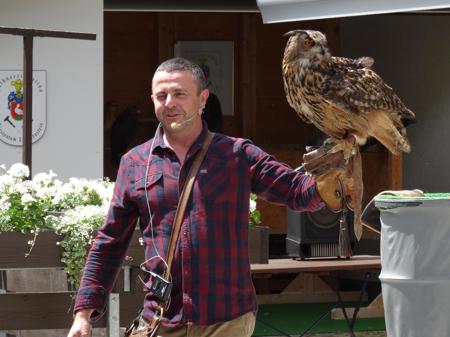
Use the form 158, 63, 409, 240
286, 205, 355, 259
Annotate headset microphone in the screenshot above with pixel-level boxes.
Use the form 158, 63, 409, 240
170, 108, 203, 129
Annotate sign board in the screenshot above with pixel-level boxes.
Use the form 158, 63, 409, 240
0, 70, 46, 146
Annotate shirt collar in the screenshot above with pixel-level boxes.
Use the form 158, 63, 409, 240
151, 121, 210, 156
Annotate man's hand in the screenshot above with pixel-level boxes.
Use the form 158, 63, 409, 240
314, 169, 344, 210
302, 142, 355, 211
67, 309, 94, 337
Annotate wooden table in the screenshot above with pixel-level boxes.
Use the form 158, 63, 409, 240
251, 255, 381, 274
251, 255, 383, 337
251, 255, 381, 303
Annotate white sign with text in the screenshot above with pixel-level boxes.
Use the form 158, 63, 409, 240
0, 70, 46, 146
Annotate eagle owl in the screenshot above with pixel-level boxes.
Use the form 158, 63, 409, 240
282, 29, 415, 240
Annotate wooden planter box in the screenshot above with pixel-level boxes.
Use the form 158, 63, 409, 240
0, 230, 144, 269
0, 230, 145, 330
248, 225, 269, 264
0, 227, 271, 330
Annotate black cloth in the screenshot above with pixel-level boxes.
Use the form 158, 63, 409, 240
202, 93, 223, 132
110, 106, 140, 166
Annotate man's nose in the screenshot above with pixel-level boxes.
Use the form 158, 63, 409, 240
165, 94, 176, 108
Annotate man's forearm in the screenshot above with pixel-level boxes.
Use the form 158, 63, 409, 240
74, 308, 94, 321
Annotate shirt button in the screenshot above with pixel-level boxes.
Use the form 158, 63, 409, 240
183, 231, 187, 236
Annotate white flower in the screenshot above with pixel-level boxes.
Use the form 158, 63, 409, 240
32, 170, 61, 199
33, 170, 58, 186
21, 193, 35, 204
7, 163, 30, 180
0, 196, 10, 211
0, 174, 14, 190
14, 180, 33, 195
249, 198, 257, 213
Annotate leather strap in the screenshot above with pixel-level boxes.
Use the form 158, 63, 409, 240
163, 131, 214, 279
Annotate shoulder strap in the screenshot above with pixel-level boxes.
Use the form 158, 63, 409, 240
164, 131, 214, 278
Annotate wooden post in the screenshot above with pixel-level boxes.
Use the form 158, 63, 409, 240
240, 14, 257, 140
23, 34, 33, 172
0, 26, 96, 175
107, 293, 120, 337
388, 153, 403, 189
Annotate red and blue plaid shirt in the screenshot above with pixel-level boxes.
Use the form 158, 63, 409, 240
74, 124, 324, 326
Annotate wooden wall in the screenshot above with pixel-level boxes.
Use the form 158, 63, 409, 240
104, 12, 396, 235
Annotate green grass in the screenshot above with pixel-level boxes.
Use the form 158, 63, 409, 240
253, 303, 385, 336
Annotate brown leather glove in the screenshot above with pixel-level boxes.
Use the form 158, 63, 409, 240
315, 169, 345, 211
303, 143, 355, 211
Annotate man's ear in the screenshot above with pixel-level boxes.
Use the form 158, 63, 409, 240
200, 88, 209, 107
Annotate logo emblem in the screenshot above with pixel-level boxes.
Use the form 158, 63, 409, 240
0, 70, 46, 146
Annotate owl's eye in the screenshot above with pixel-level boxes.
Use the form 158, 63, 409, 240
304, 38, 315, 48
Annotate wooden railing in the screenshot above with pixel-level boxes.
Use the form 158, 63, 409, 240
0, 230, 145, 332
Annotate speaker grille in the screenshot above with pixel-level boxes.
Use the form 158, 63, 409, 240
310, 242, 340, 257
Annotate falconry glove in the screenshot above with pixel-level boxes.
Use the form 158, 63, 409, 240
303, 143, 357, 211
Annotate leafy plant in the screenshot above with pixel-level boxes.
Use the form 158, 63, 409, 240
249, 193, 261, 227
0, 163, 262, 289
0, 163, 113, 290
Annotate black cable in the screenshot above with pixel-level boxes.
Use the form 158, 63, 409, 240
299, 303, 339, 337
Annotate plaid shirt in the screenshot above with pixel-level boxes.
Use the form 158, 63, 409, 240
74, 124, 324, 326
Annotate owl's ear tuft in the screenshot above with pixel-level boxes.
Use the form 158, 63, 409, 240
283, 30, 307, 37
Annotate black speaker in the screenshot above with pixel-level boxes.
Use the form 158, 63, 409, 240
286, 205, 355, 259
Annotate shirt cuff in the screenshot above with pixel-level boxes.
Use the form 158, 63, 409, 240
74, 285, 108, 321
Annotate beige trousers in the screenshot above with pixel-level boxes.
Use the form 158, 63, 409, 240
156, 312, 256, 337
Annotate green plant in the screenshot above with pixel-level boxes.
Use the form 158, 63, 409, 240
0, 163, 113, 290
249, 193, 261, 227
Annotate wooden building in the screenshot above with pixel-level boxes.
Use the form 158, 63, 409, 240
102, 11, 396, 236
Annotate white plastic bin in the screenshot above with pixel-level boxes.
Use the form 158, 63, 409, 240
376, 194, 450, 337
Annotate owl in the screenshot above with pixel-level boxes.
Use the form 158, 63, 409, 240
282, 29, 415, 240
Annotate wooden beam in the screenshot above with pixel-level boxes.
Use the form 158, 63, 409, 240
255, 272, 366, 305
0, 26, 96, 40
251, 256, 381, 275
388, 153, 403, 189
107, 293, 121, 337
0, 291, 144, 330
156, 13, 174, 63
239, 14, 257, 139
23, 34, 33, 172
331, 293, 384, 320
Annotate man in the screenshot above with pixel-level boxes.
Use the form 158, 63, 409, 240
67, 57, 347, 337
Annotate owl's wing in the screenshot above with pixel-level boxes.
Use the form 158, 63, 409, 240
321, 62, 407, 117
332, 56, 374, 69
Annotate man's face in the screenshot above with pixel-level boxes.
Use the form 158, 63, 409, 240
151, 70, 208, 131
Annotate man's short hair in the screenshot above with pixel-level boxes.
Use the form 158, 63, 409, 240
153, 57, 207, 93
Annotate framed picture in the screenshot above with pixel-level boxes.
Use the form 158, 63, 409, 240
174, 41, 234, 116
